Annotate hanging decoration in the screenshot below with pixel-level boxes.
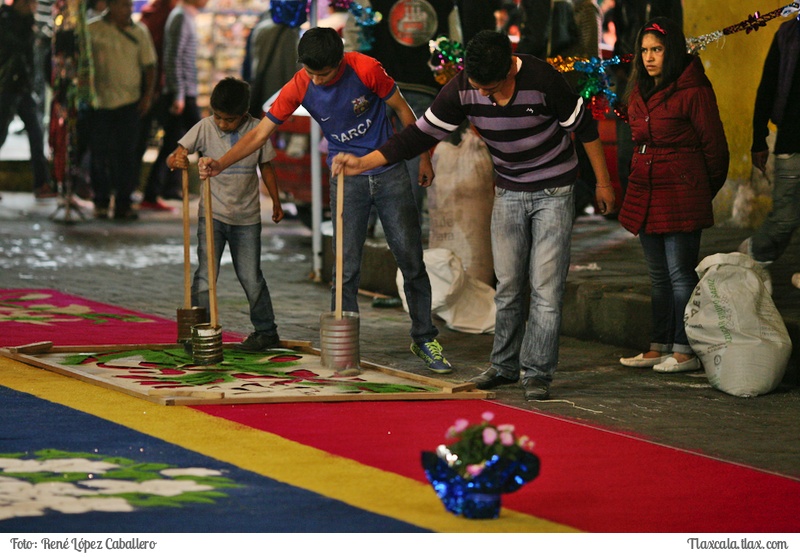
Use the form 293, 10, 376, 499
330, 0, 382, 50
426, 3, 800, 119
553, 2, 800, 116
572, 54, 633, 120
428, 36, 464, 85
270, 0, 309, 28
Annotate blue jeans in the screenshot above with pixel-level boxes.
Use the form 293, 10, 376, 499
332, 163, 437, 344
0, 89, 50, 190
490, 185, 575, 384
751, 152, 800, 263
192, 218, 278, 336
639, 230, 702, 355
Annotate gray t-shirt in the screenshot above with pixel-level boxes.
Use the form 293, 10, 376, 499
179, 115, 276, 226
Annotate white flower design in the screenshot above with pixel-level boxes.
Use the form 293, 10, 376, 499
0, 477, 133, 520
161, 468, 222, 477
79, 479, 215, 497
0, 455, 234, 521
0, 457, 120, 474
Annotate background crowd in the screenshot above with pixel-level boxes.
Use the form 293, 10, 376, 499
0, 0, 798, 389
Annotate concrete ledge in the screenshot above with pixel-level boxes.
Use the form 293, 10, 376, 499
561, 282, 652, 350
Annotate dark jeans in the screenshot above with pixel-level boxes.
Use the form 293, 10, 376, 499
133, 94, 168, 191
639, 230, 702, 354
89, 102, 140, 211
332, 163, 437, 344
0, 89, 51, 190
145, 94, 201, 202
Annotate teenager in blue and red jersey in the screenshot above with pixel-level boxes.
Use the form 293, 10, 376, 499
333, 30, 615, 401
199, 27, 451, 374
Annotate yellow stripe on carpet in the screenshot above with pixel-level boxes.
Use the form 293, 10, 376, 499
0, 357, 577, 533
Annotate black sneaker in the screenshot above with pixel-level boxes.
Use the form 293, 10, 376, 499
237, 332, 281, 352
522, 377, 550, 401
113, 207, 139, 221
468, 367, 517, 390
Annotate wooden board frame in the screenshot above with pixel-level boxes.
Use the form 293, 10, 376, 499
1, 341, 492, 406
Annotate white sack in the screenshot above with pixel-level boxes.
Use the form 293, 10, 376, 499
685, 252, 790, 397
428, 127, 495, 286
397, 248, 495, 334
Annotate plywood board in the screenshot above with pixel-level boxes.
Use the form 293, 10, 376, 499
1, 342, 490, 406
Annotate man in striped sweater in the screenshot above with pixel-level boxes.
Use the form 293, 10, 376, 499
333, 30, 615, 400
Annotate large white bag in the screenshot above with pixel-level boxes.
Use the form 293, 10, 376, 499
685, 253, 791, 397
428, 127, 495, 286
397, 248, 495, 334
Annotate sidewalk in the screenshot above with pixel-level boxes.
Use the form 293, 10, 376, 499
1, 190, 799, 479
566, 214, 800, 385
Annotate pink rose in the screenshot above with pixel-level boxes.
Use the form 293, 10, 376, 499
466, 463, 485, 477
453, 418, 469, 432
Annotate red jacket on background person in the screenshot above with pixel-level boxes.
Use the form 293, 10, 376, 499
619, 55, 729, 236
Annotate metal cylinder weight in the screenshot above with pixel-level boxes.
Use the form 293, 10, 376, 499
177, 307, 208, 343
191, 323, 223, 365
320, 311, 360, 374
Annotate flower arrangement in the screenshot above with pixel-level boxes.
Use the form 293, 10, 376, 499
421, 411, 540, 519
437, 411, 536, 479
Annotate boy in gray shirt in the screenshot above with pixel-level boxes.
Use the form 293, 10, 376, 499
168, 77, 284, 352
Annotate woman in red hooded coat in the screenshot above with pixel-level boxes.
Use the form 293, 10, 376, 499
618, 17, 729, 373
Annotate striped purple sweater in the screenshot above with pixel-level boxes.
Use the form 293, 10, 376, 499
379, 54, 599, 191
163, 6, 198, 101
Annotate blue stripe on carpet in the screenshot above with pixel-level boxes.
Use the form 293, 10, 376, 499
0, 386, 428, 533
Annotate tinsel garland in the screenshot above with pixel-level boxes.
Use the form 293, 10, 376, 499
330, 0, 382, 50
687, 2, 799, 53
428, 36, 464, 85
427, 2, 800, 118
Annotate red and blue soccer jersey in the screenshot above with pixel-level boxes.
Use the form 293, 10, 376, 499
267, 51, 399, 174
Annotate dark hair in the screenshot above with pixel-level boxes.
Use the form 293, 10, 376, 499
626, 17, 690, 101
210, 77, 250, 115
297, 27, 344, 71
464, 30, 513, 85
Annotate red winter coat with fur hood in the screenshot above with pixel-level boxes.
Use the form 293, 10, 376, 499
619, 55, 729, 235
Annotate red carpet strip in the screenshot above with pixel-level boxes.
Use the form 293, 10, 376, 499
198, 400, 800, 533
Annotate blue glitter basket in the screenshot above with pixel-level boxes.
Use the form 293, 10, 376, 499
421, 451, 540, 519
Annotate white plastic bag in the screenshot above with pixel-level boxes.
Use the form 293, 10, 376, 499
685, 253, 790, 397
397, 248, 495, 334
